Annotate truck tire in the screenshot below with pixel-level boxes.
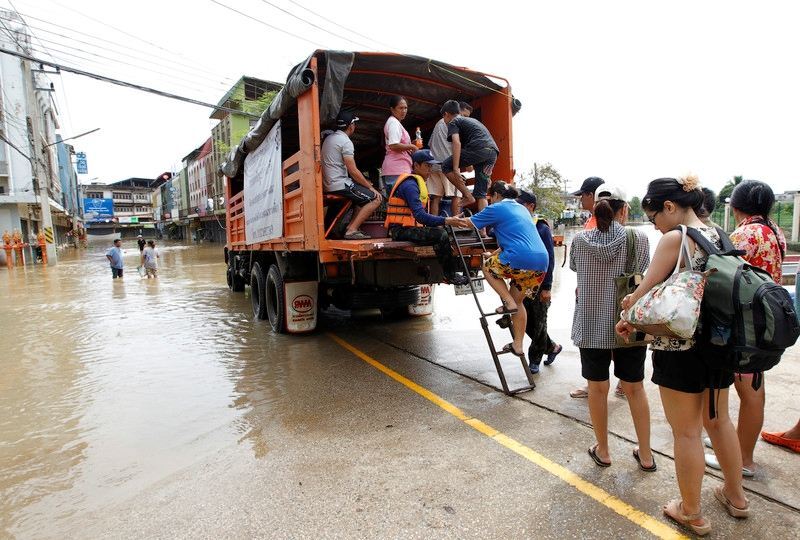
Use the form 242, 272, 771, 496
250, 262, 267, 320
228, 261, 244, 292
265, 264, 287, 333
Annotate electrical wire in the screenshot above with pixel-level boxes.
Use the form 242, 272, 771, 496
0, 16, 230, 88
209, 0, 328, 49
255, 0, 374, 50
0, 46, 261, 118
284, 0, 395, 50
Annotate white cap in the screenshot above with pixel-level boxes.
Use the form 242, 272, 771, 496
595, 183, 627, 202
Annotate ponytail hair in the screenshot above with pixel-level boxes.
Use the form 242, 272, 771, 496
488, 180, 519, 200
593, 198, 626, 232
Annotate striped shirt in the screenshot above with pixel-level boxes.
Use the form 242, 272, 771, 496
570, 222, 650, 349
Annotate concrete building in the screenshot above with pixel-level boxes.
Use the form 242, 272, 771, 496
0, 10, 68, 248
82, 177, 168, 239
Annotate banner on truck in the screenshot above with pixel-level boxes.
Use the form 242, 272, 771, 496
244, 120, 282, 244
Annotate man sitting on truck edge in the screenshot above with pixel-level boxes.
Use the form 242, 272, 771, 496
322, 111, 383, 240
384, 149, 471, 286
440, 99, 499, 213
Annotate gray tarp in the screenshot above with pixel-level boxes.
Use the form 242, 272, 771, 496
222, 50, 520, 178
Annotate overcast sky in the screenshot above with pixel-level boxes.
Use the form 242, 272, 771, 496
3, 0, 799, 197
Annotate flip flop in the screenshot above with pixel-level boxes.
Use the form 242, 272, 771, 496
760, 430, 800, 453
570, 388, 589, 399
633, 448, 657, 472
588, 444, 611, 467
501, 343, 525, 358
544, 344, 562, 365
662, 499, 711, 536
495, 303, 518, 315
344, 230, 370, 240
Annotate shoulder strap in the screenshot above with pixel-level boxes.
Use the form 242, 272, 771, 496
387, 173, 412, 199
624, 227, 636, 274
684, 226, 721, 255
713, 226, 738, 253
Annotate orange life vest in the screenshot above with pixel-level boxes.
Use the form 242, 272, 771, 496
383, 174, 429, 228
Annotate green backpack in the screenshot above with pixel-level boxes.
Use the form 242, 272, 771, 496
686, 227, 799, 388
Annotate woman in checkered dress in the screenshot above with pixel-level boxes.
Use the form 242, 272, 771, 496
569, 184, 655, 473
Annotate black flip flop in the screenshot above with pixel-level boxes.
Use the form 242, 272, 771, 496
501, 343, 525, 359
633, 449, 657, 472
588, 445, 611, 467
495, 304, 518, 315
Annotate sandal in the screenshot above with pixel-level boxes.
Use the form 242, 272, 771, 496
495, 300, 517, 314
344, 230, 370, 240
713, 486, 750, 518
570, 387, 589, 399
544, 344, 562, 365
588, 444, 611, 467
501, 343, 525, 359
760, 430, 800, 453
662, 499, 711, 536
633, 448, 657, 472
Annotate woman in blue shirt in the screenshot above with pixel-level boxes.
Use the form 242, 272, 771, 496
467, 181, 549, 359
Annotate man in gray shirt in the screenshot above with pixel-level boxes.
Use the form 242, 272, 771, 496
322, 111, 383, 240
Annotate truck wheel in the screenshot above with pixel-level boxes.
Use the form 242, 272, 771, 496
228, 261, 244, 292
250, 262, 267, 319
265, 264, 287, 333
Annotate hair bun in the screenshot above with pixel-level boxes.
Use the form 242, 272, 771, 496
677, 173, 700, 192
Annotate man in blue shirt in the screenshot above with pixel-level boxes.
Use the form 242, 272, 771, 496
385, 150, 470, 285
105, 239, 124, 279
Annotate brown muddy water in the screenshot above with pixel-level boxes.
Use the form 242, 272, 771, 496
0, 225, 674, 537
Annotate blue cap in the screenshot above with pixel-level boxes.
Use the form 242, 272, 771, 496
412, 149, 440, 165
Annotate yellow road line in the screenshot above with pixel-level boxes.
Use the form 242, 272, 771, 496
328, 333, 686, 540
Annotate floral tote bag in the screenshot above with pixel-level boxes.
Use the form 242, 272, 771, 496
622, 225, 709, 339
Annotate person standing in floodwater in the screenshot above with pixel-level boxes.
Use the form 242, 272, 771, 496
141, 240, 159, 278
105, 239, 124, 279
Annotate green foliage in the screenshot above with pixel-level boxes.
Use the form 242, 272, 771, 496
717, 175, 743, 204
241, 90, 278, 116
628, 196, 643, 219
516, 162, 566, 222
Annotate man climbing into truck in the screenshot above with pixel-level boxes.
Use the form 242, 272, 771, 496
322, 111, 383, 239
385, 149, 471, 286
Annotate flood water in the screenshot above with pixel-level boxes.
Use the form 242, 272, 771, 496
0, 224, 672, 537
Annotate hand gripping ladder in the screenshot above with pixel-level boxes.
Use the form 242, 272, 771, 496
447, 224, 536, 395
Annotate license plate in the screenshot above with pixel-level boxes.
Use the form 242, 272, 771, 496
454, 280, 483, 296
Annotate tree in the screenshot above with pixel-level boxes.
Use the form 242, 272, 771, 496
628, 196, 643, 219
516, 162, 566, 222
717, 175, 743, 204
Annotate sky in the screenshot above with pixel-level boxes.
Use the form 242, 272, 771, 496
2, 0, 799, 197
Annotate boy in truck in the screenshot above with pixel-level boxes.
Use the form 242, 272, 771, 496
322, 111, 383, 240
385, 149, 471, 286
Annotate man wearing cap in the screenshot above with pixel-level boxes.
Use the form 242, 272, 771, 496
516, 190, 561, 373
322, 111, 383, 240
572, 176, 605, 230
384, 149, 470, 285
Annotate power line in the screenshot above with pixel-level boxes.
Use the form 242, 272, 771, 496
255, 0, 373, 50
10, 9, 235, 84
0, 15, 230, 88
209, 0, 328, 49
284, 0, 394, 50
0, 47, 261, 118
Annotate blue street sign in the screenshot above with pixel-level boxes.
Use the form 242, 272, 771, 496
76, 152, 87, 174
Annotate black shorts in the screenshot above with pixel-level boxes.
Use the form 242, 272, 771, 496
440, 147, 498, 199
579, 347, 646, 383
328, 183, 377, 206
652, 347, 734, 394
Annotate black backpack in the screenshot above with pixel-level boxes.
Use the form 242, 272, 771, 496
686, 227, 799, 390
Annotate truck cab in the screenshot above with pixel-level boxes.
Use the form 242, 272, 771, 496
224, 51, 520, 333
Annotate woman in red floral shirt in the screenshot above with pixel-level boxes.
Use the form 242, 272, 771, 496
705, 180, 786, 478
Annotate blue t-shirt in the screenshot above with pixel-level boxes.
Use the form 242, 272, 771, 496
106, 246, 124, 269
470, 199, 548, 271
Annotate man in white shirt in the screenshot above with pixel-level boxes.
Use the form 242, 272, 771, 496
322, 112, 383, 240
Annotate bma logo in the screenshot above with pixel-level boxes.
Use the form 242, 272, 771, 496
292, 295, 313, 313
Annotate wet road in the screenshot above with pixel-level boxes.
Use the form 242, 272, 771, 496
1, 234, 799, 539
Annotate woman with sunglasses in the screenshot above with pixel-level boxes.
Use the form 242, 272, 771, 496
616, 176, 748, 536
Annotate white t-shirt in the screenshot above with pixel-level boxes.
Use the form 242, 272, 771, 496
321, 130, 355, 192
142, 246, 158, 269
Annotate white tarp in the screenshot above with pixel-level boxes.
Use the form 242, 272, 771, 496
244, 120, 282, 244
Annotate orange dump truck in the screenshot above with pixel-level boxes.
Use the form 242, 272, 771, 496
223, 51, 521, 333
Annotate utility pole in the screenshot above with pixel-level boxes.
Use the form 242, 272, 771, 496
22, 57, 56, 265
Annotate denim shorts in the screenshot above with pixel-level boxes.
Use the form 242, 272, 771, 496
328, 183, 377, 206
441, 147, 498, 199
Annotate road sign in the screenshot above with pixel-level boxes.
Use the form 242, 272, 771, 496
76, 152, 87, 174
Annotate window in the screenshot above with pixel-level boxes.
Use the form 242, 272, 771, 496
86, 192, 103, 199
113, 192, 131, 199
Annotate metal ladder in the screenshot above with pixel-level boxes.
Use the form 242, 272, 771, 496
447, 225, 536, 395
